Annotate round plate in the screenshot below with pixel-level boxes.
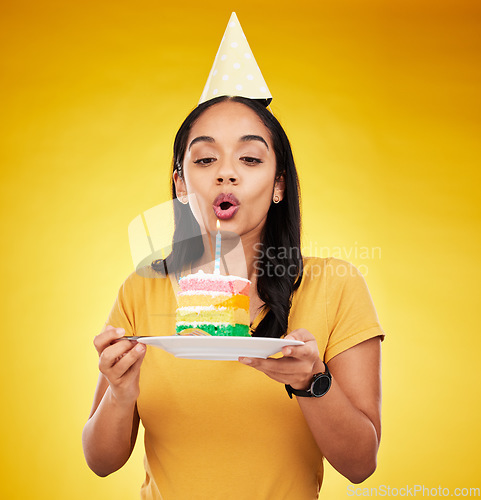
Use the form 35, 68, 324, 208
137, 336, 304, 361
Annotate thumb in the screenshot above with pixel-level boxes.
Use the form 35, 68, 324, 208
284, 328, 314, 342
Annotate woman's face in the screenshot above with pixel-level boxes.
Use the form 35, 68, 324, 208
174, 100, 284, 241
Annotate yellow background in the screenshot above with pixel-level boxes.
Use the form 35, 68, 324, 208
1, 0, 480, 498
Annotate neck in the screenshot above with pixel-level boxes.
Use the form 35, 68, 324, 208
192, 229, 261, 283
239, 231, 262, 282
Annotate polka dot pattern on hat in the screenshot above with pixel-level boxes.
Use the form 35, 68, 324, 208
199, 12, 272, 105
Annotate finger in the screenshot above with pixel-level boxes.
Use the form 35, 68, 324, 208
242, 358, 316, 388
238, 357, 299, 384
284, 328, 315, 342
108, 343, 146, 380
94, 326, 125, 355
94, 325, 124, 350
239, 356, 298, 373
239, 355, 317, 384
281, 343, 315, 359
99, 339, 139, 371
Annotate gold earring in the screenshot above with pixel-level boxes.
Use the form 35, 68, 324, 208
273, 194, 280, 204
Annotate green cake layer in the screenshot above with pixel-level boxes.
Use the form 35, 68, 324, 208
176, 323, 250, 337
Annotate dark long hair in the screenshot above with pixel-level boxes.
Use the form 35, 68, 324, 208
152, 96, 303, 338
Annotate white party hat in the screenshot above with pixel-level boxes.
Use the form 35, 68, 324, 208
198, 12, 272, 106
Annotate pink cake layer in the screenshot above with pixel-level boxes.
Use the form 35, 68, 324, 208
179, 273, 250, 296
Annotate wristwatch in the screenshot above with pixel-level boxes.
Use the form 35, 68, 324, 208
285, 363, 332, 399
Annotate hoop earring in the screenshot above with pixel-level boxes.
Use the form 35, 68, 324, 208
273, 194, 280, 204
178, 194, 189, 205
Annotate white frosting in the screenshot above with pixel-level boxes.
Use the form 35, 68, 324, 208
177, 306, 227, 313
178, 290, 232, 297
179, 270, 250, 284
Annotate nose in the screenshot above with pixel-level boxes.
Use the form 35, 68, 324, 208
215, 159, 238, 185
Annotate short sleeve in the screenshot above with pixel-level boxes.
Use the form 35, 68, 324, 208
324, 259, 385, 363
105, 272, 137, 335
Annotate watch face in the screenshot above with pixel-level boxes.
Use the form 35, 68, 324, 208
312, 374, 331, 397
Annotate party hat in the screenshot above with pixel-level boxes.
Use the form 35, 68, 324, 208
198, 12, 272, 106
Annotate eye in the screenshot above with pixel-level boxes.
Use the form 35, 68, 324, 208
193, 157, 216, 165
241, 156, 263, 165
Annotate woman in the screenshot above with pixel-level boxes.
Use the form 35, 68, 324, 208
83, 96, 384, 499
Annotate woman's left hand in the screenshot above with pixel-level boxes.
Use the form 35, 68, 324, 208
239, 328, 324, 390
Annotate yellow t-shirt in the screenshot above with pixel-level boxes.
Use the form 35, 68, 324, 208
107, 257, 385, 500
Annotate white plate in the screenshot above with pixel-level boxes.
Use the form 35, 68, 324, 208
137, 336, 304, 361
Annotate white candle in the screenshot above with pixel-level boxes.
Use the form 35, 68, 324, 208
214, 220, 221, 275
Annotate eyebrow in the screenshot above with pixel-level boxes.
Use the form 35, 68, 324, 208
188, 134, 269, 151
188, 136, 215, 150
240, 135, 269, 150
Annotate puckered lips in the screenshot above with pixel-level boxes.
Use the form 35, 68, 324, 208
213, 193, 240, 220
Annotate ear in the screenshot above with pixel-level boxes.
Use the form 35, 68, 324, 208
173, 169, 187, 199
274, 172, 286, 202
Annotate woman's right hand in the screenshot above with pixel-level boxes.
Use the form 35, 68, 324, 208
83, 325, 146, 476
93, 325, 146, 405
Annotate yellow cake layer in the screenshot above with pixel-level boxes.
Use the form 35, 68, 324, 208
176, 307, 249, 325
177, 294, 249, 311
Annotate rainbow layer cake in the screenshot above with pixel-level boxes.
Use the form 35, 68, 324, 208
176, 270, 251, 337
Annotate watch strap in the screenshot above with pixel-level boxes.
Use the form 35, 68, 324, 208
285, 363, 331, 399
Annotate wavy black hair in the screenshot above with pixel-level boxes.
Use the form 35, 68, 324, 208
152, 96, 303, 338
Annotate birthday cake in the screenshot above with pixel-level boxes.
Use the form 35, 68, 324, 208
176, 270, 251, 336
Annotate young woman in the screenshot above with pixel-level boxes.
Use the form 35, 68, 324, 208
82, 96, 385, 499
